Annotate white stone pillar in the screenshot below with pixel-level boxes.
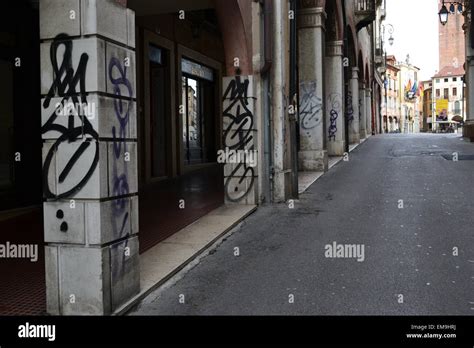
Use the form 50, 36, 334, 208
366, 88, 372, 136
325, 41, 345, 156
348, 67, 360, 144
359, 83, 367, 139
297, 6, 328, 171
222, 76, 259, 205
40, 0, 139, 315
271, 0, 290, 202
464, 5, 474, 139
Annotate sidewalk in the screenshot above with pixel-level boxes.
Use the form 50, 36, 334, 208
298, 137, 369, 194
115, 204, 256, 314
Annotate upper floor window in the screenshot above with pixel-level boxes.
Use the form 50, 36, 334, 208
454, 101, 461, 114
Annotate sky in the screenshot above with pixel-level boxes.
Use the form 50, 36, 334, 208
384, 0, 439, 81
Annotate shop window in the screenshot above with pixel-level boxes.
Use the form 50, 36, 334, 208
181, 58, 216, 166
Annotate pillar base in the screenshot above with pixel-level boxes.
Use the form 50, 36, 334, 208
463, 122, 474, 141
298, 150, 328, 172
349, 133, 360, 144
328, 140, 346, 156
45, 236, 140, 315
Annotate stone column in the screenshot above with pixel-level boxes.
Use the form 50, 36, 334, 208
325, 41, 345, 156
365, 88, 372, 136
348, 67, 360, 144
40, 0, 139, 315
271, 0, 290, 202
297, 5, 328, 171
359, 82, 367, 139
463, 4, 474, 139
222, 75, 259, 205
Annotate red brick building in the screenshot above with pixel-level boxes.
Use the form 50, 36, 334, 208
438, 0, 465, 71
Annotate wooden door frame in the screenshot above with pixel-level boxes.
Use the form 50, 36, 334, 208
141, 30, 177, 183
176, 44, 223, 175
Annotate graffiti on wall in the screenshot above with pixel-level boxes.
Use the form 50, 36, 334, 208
346, 90, 354, 124
108, 56, 132, 279
42, 34, 99, 200
327, 93, 341, 141
42, 34, 133, 256
223, 76, 255, 203
108, 56, 131, 237
299, 81, 322, 135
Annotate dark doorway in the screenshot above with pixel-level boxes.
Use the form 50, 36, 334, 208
0, 1, 45, 316
138, 30, 224, 253
0, 1, 42, 211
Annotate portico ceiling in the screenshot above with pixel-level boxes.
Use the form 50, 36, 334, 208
128, 0, 215, 16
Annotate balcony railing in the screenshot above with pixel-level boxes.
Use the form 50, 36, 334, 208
355, 0, 376, 31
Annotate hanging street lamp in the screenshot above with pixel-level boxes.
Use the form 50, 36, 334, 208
438, 0, 464, 26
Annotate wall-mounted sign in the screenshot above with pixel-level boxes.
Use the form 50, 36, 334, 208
182, 58, 214, 82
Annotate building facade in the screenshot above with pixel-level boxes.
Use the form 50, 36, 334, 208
432, 66, 465, 132
396, 57, 421, 133
0, 0, 383, 315
381, 55, 400, 132
421, 80, 433, 132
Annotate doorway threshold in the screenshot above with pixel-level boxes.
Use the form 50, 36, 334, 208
114, 204, 257, 315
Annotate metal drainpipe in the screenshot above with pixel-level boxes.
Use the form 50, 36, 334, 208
289, 0, 299, 198
342, 1, 350, 153
258, 0, 274, 203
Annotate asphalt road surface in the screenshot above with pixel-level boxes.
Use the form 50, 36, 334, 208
130, 133, 474, 315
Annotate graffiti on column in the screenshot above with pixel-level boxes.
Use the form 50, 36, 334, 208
223, 76, 255, 203
42, 34, 99, 200
346, 91, 354, 124
328, 93, 341, 141
109, 56, 133, 279
299, 81, 322, 135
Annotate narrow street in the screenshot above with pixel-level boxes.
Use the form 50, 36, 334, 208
131, 134, 474, 315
